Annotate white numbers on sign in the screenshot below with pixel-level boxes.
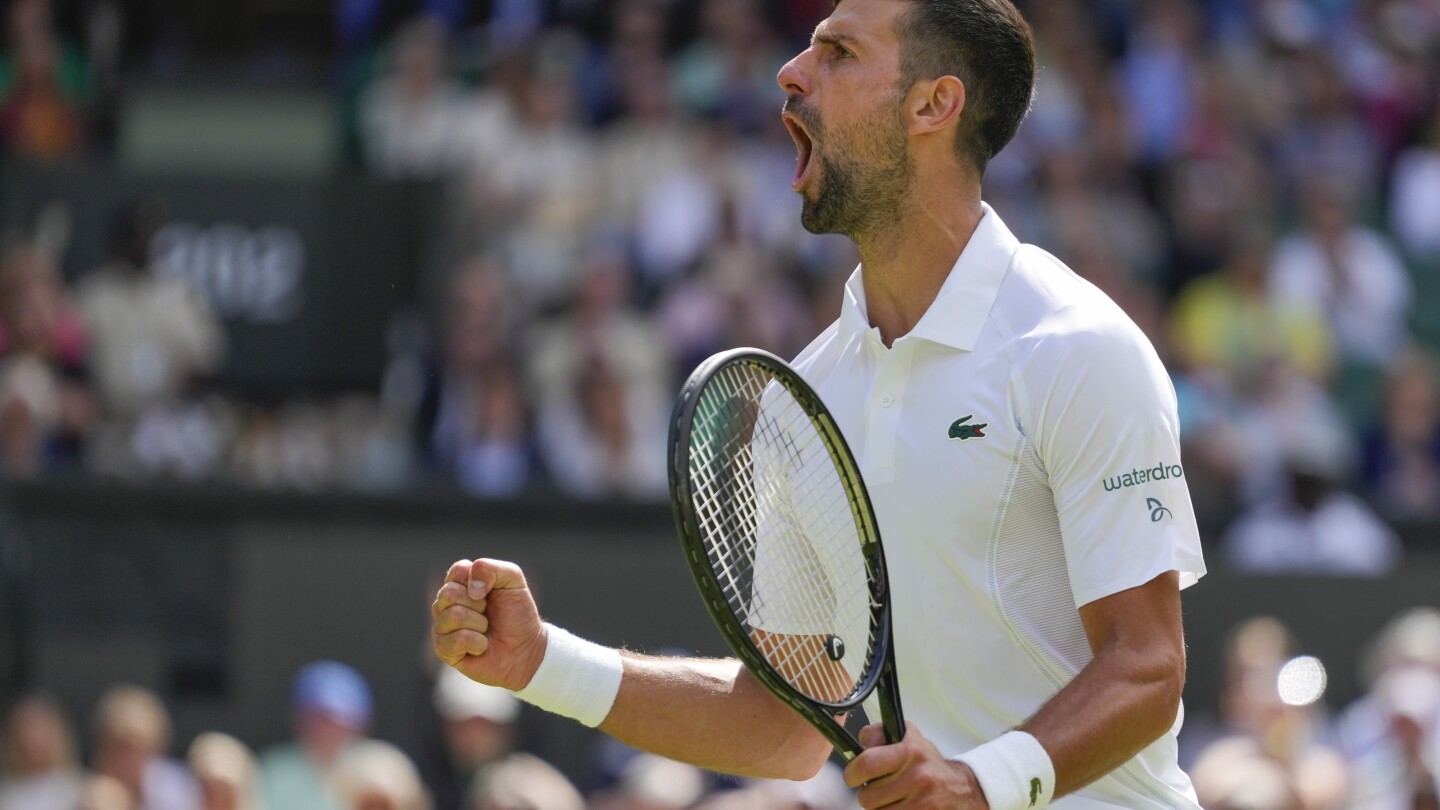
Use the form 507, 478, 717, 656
150, 222, 306, 323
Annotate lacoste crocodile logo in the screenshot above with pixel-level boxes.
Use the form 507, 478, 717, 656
948, 415, 987, 440
1030, 777, 1042, 806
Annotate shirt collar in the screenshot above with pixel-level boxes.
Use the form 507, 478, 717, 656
836, 202, 1021, 352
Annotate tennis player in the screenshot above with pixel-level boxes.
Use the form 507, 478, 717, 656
432, 0, 1206, 807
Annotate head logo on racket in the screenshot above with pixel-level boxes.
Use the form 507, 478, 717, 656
825, 634, 845, 662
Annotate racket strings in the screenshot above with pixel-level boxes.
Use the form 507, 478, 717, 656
687, 362, 879, 705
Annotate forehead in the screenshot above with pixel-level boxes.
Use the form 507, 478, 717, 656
818, 0, 904, 45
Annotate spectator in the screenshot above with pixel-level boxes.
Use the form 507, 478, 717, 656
526, 247, 669, 404
427, 665, 520, 810
1185, 617, 1350, 809
0, 0, 89, 161
1338, 608, 1440, 810
578, 0, 670, 127
464, 752, 583, 810
593, 56, 697, 243
587, 752, 708, 810
1361, 349, 1440, 518
1267, 179, 1411, 368
359, 17, 477, 179
0, 693, 85, 810
1222, 435, 1402, 576
1274, 50, 1381, 206
1190, 747, 1303, 810
79, 774, 137, 810
1388, 101, 1440, 262
1170, 227, 1333, 391
462, 34, 596, 313
90, 685, 200, 810
417, 259, 536, 497
1029, 148, 1166, 286
260, 661, 372, 810
1118, 0, 1202, 168
1363, 608, 1440, 686
655, 195, 812, 376
333, 740, 430, 810
1342, 666, 1440, 810
188, 732, 262, 810
76, 200, 226, 420
536, 353, 668, 499
671, 0, 786, 134
0, 241, 92, 476
527, 248, 670, 498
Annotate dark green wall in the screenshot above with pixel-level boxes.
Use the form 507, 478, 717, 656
1, 480, 1435, 781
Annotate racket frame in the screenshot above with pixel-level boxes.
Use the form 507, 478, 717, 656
668, 347, 905, 760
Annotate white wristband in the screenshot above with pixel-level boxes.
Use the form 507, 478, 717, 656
512, 624, 623, 728
953, 730, 1056, 810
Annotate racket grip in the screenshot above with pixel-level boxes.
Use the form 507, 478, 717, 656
879, 659, 906, 744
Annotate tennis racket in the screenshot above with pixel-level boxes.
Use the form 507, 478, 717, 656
667, 347, 904, 760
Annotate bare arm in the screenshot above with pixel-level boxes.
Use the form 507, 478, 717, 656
1023, 569, 1186, 796
844, 570, 1186, 808
432, 558, 831, 782
603, 653, 832, 780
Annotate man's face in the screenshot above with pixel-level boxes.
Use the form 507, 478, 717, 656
778, 0, 914, 238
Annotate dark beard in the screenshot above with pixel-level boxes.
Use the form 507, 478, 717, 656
795, 99, 912, 238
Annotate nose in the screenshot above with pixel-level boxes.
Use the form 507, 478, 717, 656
776, 49, 812, 97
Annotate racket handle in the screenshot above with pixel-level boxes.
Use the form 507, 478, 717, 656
878, 659, 906, 745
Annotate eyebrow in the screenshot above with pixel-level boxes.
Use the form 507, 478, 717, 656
811, 29, 863, 51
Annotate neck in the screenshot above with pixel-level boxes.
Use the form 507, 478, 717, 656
852, 181, 984, 346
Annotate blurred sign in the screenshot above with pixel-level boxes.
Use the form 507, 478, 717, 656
151, 222, 307, 324
0, 163, 443, 394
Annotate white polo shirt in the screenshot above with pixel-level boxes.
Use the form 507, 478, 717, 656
791, 203, 1207, 809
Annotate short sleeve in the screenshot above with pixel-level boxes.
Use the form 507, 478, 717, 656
1026, 323, 1206, 608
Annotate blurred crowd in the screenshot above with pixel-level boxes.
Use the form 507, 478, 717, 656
1, 1, 1439, 553
1181, 607, 1440, 810
4, 604, 1440, 810
0, 652, 861, 810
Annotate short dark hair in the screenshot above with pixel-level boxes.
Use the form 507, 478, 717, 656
891, 0, 1035, 174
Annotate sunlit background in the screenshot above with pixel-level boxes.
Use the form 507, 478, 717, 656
0, 0, 1438, 809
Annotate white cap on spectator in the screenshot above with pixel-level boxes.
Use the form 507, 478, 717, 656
1363, 608, 1440, 687
433, 666, 521, 724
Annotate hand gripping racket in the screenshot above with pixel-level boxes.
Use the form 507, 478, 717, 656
667, 347, 904, 760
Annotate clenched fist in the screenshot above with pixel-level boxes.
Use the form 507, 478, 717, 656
430, 558, 548, 691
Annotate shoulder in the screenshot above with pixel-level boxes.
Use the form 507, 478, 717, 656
995, 246, 1177, 435
1000, 246, 1168, 381
789, 319, 842, 378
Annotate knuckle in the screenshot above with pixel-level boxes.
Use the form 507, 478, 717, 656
433, 634, 458, 658
462, 629, 489, 654
914, 768, 936, 791
443, 605, 471, 628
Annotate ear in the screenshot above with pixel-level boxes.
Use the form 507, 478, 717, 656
905, 74, 966, 137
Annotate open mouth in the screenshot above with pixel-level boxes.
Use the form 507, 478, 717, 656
782, 113, 815, 191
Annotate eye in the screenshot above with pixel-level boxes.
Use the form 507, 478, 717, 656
833, 44, 854, 59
